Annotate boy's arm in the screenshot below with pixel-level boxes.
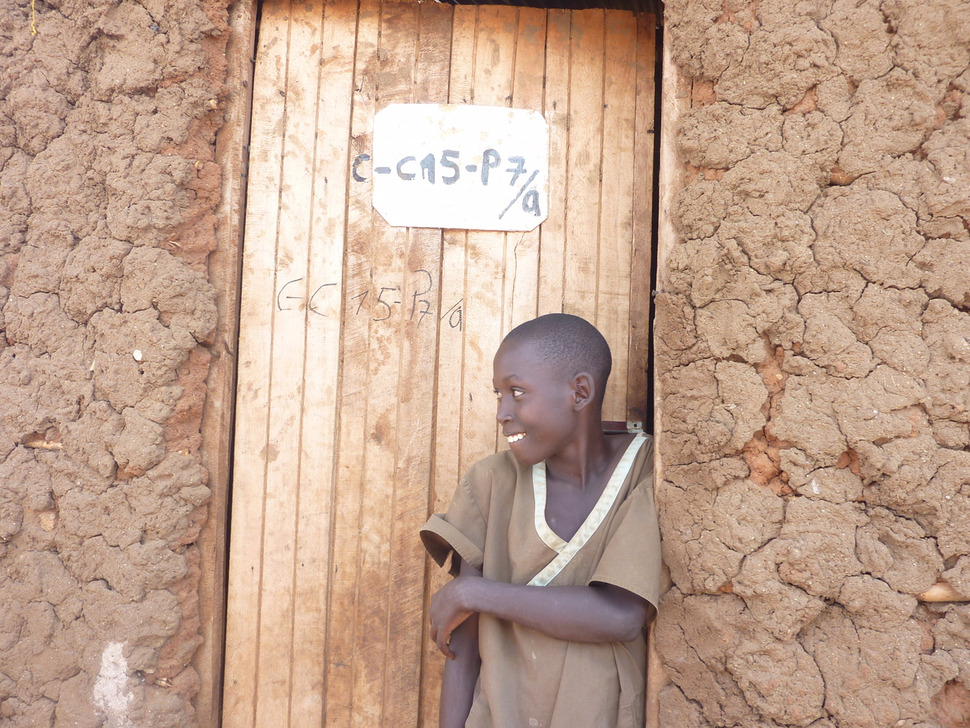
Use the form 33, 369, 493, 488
437, 557, 482, 728
430, 576, 648, 657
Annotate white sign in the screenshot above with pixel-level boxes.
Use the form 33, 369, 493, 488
372, 104, 549, 232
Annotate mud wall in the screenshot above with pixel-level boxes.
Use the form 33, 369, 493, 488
655, 1, 970, 726
0, 1, 229, 726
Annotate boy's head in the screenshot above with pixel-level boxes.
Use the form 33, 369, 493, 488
493, 314, 612, 463
500, 314, 612, 402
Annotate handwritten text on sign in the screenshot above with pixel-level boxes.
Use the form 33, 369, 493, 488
372, 104, 549, 232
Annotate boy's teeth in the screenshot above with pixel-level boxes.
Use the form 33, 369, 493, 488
507, 433, 525, 443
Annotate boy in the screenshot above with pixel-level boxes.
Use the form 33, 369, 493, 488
421, 313, 661, 728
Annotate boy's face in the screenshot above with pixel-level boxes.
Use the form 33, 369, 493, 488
492, 338, 579, 466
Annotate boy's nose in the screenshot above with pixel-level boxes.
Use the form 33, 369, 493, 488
496, 402, 512, 424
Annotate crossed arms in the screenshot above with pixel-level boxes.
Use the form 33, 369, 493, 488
431, 556, 650, 728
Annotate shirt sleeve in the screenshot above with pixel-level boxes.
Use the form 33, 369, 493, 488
420, 474, 488, 576
588, 472, 662, 611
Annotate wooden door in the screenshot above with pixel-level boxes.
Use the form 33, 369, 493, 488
222, 1, 657, 725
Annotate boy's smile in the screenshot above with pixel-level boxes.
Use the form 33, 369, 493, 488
492, 339, 579, 466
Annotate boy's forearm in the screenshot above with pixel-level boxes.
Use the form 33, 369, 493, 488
458, 578, 647, 643
439, 613, 480, 728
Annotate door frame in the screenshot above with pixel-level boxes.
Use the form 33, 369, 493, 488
199, 1, 669, 726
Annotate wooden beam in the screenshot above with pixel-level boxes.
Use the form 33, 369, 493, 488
221, 1, 290, 725
286, 0, 357, 723
386, 3, 452, 724
196, 2, 256, 724
537, 8, 569, 315
461, 4, 519, 470
598, 10, 638, 422
322, 0, 381, 723
626, 11, 656, 428
563, 9, 605, 327
418, 8, 477, 724
503, 6, 546, 331
347, 4, 419, 724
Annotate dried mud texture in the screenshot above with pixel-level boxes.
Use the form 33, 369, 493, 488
659, 0, 970, 726
0, 1, 228, 726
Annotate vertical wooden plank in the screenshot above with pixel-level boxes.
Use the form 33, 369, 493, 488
503, 7, 547, 333
323, 0, 380, 723
347, 2, 420, 725
597, 11, 637, 423
627, 12, 657, 428
460, 5, 519, 474
655, 33, 689, 296
287, 0, 357, 724
538, 9, 570, 315
386, 253, 444, 725
434, 6, 476, 491
563, 9, 605, 326
624, 18, 661, 728
222, 3, 289, 725
253, 1, 322, 724
388, 4, 454, 725
414, 2, 454, 107
510, 8, 547, 114
197, 0, 256, 724
470, 4, 517, 112
446, 8, 475, 106
420, 8, 477, 725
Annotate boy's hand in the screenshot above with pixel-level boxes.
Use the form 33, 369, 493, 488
430, 567, 482, 659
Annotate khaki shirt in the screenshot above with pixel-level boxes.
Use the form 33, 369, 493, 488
421, 434, 661, 728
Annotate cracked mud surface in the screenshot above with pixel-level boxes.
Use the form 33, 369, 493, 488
0, 1, 227, 725
658, 0, 970, 725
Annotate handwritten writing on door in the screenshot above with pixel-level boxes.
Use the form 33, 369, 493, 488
275, 269, 463, 331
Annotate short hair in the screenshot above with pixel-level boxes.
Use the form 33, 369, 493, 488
502, 314, 612, 398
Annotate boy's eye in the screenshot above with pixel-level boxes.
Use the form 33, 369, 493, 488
494, 389, 501, 400
511, 389, 524, 399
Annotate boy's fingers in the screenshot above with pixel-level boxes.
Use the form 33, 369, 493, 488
437, 638, 453, 658
437, 628, 454, 659
432, 627, 449, 658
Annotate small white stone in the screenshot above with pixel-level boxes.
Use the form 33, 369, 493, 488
132, 350, 143, 362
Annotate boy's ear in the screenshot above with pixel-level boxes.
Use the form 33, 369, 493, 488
571, 372, 595, 411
